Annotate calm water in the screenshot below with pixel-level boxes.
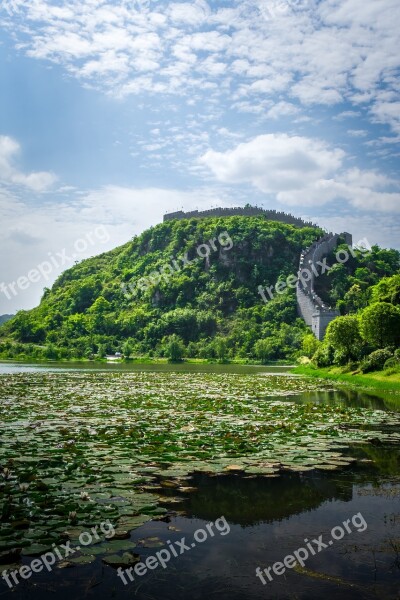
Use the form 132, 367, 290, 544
0, 360, 294, 375
1, 362, 399, 600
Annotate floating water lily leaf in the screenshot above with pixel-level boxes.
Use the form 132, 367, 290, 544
100, 540, 137, 553
118, 514, 152, 530
102, 552, 140, 567
138, 537, 163, 548
1, 370, 400, 554
21, 544, 53, 556
69, 554, 96, 565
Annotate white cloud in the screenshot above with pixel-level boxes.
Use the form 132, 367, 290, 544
266, 101, 300, 120
347, 129, 368, 137
201, 133, 400, 212
0, 135, 57, 192
370, 99, 400, 134
2, 0, 400, 132
201, 133, 344, 193
0, 183, 235, 312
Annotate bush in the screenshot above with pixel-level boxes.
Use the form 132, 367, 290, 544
162, 334, 185, 362
301, 334, 320, 358
312, 344, 335, 367
254, 338, 278, 363
360, 349, 393, 373
384, 357, 400, 370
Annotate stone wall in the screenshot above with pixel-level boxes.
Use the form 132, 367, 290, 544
164, 207, 315, 228
296, 232, 352, 340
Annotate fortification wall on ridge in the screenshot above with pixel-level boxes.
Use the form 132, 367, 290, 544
163, 207, 315, 228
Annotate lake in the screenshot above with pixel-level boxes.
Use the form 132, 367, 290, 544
0, 362, 399, 599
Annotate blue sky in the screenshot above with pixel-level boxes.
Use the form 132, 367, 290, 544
0, 0, 399, 313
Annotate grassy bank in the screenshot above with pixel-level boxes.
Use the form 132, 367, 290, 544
294, 364, 400, 393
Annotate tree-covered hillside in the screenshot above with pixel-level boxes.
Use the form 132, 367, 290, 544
0, 216, 399, 362
307, 273, 400, 373
0, 314, 14, 325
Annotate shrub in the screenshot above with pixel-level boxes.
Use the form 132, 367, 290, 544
312, 344, 335, 368
360, 349, 393, 373
254, 338, 277, 363
302, 334, 320, 358
384, 357, 400, 370
162, 334, 185, 362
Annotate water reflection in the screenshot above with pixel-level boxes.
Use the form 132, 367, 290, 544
2, 447, 399, 600
290, 388, 400, 412
0, 361, 293, 375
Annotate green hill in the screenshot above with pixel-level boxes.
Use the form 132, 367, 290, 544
0, 215, 399, 362
0, 314, 14, 325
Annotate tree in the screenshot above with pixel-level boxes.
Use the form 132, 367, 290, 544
254, 338, 276, 363
342, 284, 369, 313
163, 334, 185, 362
359, 302, 400, 348
325, 315, 363, 362
302, 334, 320, 358
97, 344, 107, 358
371, 274, 400, 305
213, 337, 228, 362
122, 340, 133, 358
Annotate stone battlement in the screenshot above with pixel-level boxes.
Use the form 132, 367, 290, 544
164, 207, 315, 228
297, 232, 352, 340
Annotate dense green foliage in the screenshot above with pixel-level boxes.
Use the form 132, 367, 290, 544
315, 243, 400, 314
0, 216, 322, 361
360, 349, 393, 374
1, 215, 398, 364
313, 273, 400, 373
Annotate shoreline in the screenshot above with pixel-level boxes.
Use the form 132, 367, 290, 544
0, 356, 293, 366
294, 365, 400, 393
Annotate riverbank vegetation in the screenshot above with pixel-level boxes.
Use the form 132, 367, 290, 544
300, 274, 400, 380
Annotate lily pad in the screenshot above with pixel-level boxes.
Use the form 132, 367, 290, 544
102, 552, 140, 567
69, 554, 96, 565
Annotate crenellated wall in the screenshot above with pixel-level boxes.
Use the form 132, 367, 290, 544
164, 207, 316, 228
296, 232, 352, 340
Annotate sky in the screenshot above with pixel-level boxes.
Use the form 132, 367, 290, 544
0, 0, 399, 313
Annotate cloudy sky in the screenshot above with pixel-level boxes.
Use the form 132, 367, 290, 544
1, 0, 399, 313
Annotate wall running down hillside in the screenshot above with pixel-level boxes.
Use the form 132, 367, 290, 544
164, 207, 315, 228
297, 232, 352, 340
